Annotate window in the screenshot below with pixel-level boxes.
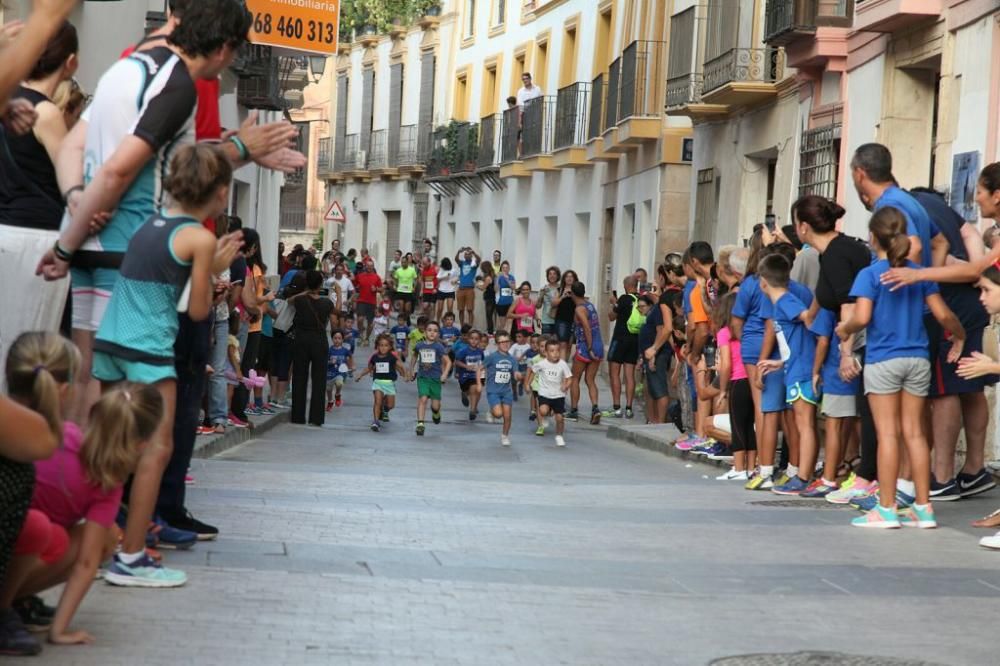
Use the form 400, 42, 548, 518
482, 61, 499, 115
454, 70, 470, 120
535, 38, 549, 91
512, 51, 526, 95
465, 0, 476, 38
559, 24, 578, 88
493, 0, 506, 27
799, 124, 842, 199
593, 7, 612, 76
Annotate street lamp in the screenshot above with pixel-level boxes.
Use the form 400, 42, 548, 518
308, 55, 327, 83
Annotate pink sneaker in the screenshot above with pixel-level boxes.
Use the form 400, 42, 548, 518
227, 413, 249, 428
185, 474, 195, 485
674, 436, 704, 452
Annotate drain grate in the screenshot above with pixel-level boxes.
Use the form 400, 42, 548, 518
746, 500, 849, 510
710, 651, 945, 666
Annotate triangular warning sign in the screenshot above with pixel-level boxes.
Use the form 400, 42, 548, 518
324, 200, 346, 223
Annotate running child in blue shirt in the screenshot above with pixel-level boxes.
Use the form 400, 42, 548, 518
837, 206, 965, 529
757, 254, 819, 496
326, 330, 353, 410
455, 329, 484, 420
390, 314, 411, 363
411, 321, 451, 436
343, 315, 359, 355
479, 330, 521, 446
355, 333, 410, 431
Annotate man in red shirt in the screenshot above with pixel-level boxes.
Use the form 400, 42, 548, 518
420, 256, 438, 318
354, 259, 383, 345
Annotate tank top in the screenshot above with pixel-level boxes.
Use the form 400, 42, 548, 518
94, 212, 200, 363
574, 301, 604, 357
0, 87, 63, 230
512, 298, 536, 333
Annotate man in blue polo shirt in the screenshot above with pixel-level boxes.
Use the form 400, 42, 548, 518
455, 246, 481, 327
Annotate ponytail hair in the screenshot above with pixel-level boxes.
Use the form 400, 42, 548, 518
82, 383, 163, 492
869, 206, 911, 268
5, 332, 80, 442
791, 195, 846, 234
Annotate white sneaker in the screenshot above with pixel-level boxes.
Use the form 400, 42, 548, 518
486, 413, 495, 424
554, 435, 566, 447
716, 468, 749, 481
501, 435, 511, 447
980, 531, 1000, 550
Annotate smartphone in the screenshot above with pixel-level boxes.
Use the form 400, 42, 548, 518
703, 342, 718, 369
318, 288, 330, 297
765, 214, 777, 232
612, 290, 619, 298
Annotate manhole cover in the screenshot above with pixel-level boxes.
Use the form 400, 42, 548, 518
746, 500, 848, 510
710, 651, 945, 666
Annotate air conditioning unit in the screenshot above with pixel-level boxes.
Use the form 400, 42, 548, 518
357, 150, 367, 168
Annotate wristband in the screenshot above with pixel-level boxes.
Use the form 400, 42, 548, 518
62, 185, 83, 202
228, 135, 250, 161
53, 241, 73, 262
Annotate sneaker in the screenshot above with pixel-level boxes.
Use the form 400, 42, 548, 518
13, 596, 54, 632
625, 407, 634, 419
416, 422, 425, 436
773, 472, 791, 487
269, 401, 289, 410
590, 407, 602, 425
698, 441, 726, 458
227, 413, 249, 428
566, 409, 579, 422
601, 408, 622, 418
529, 411, 536, 421
957, 469, 998, 498
163, 509, 218, 541
800, 479, 837, 499
381, 410, 390, 422
335, 396, 343, 407
851, 504, 901, 529
245, 405, 261, 416
104, 553, 187, 588
184, 474, 195, 485
555, 435, 566, 447
0, 608, 41, 656
825, 473, 876, 505
898, 504, 937, 529
772, 476, 809, 496
432, 411, 441, 425
501, 435, 511, 447
675, 436, 705, 452
370, 421, 381, 432
745, 473, 774, 491
149, 517, 197, 550
979, 530, 1000, 550
851, 489, 915, 512
469, 411, 477, 421
930, 477, 961, 502
326, 401, 334, 412
461, 394, 469, 407
258, 405, 276, 415
486, 413, 496, 424
535, 425, 545, 436
716, 468, 749, 481
196, 425, 216, 435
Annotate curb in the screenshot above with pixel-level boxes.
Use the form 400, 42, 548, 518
192, 410, 290, 459
605, 423, 730, 470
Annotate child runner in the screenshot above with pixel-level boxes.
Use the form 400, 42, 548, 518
756, 254, 820, 496
355, 334, 410, 431
509, 329, 531, 403
528, 338, 572, 446
837, 207, 965, 528
412, 321, 451, 435
809, 307, 861, 500
391, 314, 411, 363
342, 315, 359, 356
455, 330, 484, 420
408, 316, 428, 359
525, 333, 542, 420
569, 281, 605, 424
91, 144, 239, 586
326, 330, 352, 410
480, 330, 520, 446
371, 300, 391, 339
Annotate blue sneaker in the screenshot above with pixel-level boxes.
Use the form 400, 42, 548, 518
103, 553, 187, 588
690, 439, 718, 456
851, 489, 915, 512
771, 476, 809, 496
150, 517, 197, 550
930, 478, 961, 502
957, 469, 997, 498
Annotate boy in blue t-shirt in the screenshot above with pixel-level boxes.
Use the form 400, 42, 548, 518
455, 329, 484, 419
479, 330, 520, 446
326, 330, 353, 410
342, 315, 360, 356
758, 254, 819, 497
439, 312, 461, 349
411, 322, 451, 436
390, 314, 411, 363
806, 307, 861, 498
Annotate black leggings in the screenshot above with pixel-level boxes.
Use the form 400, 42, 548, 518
291, 330, 328, 426
729, 378, 757, 452
484, 298, 496, 334
855, 347, 878, 481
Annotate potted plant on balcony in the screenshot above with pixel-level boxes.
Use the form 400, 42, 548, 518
464, 124, 478, 172
416, 0, 442, 18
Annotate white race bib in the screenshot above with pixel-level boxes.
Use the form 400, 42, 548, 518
375, 362, 390, 374
424, 280, 435, 290
495, 371, 511, 384
420, 349, 436, 364
338, 363, 349, 373
398, 283, 412, 293
520, 317, 532, 328
500, 288, 512, 298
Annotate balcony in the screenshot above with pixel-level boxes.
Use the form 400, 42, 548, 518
521, 96, 557, 171
498, 106, 528, 179
339, 134, 363, 175
236, 50, 284, 111
396, 125, 427, 174
852, 0, 940, 33
701, 48, 783, 107
230, 44, 273, 79
764, 0, 817, 46
585, 74, 617, 163
317, 137, 333, 179
367, 129, 394, 175
476, 114, 505, 191
613, 40, 665, 147
424, 122, 483, 196
552, 82, 590, 168
601, 57, 621, 151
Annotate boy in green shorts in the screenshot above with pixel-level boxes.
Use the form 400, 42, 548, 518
411, 321, 451, 435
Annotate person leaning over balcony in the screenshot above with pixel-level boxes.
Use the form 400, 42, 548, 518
516, 72, 543, 108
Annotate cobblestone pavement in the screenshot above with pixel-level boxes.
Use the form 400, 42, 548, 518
33, 370, 1000, 665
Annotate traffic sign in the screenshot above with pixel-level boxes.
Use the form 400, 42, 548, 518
324, 199, 346, 223
246, 0, 340, 55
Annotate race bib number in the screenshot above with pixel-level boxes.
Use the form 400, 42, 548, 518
375, 362, 390, 374
545, 369, 561, 381
494, 371, 511, 384
396, 333, 407, 342
500, 288, 512, 298
424, 281, 435, 290
520, 317, 532, 328
398, 283, 412, 293
338, 363, 349, 373
420, 349, 436, 364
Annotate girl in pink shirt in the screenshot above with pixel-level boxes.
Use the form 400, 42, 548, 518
716, 293, 756, 479
3, 334, 163, 648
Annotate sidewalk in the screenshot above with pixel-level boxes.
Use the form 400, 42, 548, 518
605, 421, 731, 470
192, 409, 289, 459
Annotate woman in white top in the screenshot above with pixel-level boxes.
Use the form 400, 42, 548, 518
436, 257, 459, 320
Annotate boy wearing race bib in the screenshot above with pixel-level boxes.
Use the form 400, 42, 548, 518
455, 330, 484, 420
509, 330, 531, 403
355, 334, 410, 432
411, 322, 452, 436
390, 314, 411, 363
525, 333, 543, 421
326, 330, 353, 411
479, 330, 521, 446
527, 338, 573, 447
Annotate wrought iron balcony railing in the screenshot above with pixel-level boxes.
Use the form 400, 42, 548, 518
666, 73, 703, 109
520, 96, 555, 159
604, 57, 620, 132
618, 40, 666, 122
317, 137, 332, 174
477, 113, 501, 169
397, 125, 423, 167
554, 82, 590, 150
764, 0, 817, 43
703, 48, 783, 95
368, 129, 387, 170
499, 106, 520, 164
588, 73, 605, 141
340, 133, 360, 170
